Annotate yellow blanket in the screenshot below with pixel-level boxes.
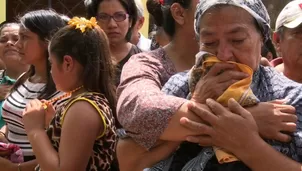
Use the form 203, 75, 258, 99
189, 52, 259, 163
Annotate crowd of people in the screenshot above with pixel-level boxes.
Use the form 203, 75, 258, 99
0, 0, 302, 170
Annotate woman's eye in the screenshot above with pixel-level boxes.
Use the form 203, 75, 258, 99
0, 38, 7, 43
203, 42, 216, 47
232, 39, 245, 44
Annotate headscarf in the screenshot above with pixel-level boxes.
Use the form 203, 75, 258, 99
194, 0, 271, 42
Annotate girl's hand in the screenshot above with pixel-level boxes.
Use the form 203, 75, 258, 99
41, 100, 56, 127
22, 99, 45, 134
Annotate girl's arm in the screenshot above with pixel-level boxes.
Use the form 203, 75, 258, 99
28, 100, 104, 171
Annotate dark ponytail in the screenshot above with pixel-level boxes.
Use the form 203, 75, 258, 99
161, 0, 192, 37
147, 0, 163, 27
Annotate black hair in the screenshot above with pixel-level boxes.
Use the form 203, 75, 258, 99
11, 9, 68, 100
49, 23, 117, 126
84, 0, 138, 41
147, 0, 163, 27
161, 0, 192, 37
261, 38, 278, 59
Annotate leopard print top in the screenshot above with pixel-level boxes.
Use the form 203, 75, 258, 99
35, 92, 117, 171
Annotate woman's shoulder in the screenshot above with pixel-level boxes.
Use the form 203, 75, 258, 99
127, 47, 172, 68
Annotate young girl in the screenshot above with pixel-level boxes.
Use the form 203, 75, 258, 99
22, 17, 117, 171
0, 10, 68, 170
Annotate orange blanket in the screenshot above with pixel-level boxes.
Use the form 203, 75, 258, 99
189, 52, 258, 163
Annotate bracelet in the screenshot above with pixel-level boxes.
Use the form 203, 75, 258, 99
17, 163, 21, 171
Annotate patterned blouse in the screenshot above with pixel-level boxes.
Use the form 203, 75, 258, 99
117, 48, 187, 149
36, 92, 117, 171
150, 65, 302, 171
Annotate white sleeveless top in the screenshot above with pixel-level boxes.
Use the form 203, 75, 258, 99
2, 79, 68, 157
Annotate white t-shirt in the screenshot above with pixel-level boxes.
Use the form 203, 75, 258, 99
137, 33, 152, 52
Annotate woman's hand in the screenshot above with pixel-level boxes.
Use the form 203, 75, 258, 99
0, 85, 12, 100
0, 157, 17, 171
180, 98, 260, 153
191, 63, 248, 103
0, 133, 8, 143
22, 99, 45, 135
246, 100, 296, 142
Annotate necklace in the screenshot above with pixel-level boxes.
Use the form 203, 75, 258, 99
42, 85, 83, 110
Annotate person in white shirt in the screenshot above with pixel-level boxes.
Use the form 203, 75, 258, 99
131, 0, 152, 51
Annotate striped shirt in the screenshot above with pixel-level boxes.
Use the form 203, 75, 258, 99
1, 79, 68, 157
0, 70, 5, 82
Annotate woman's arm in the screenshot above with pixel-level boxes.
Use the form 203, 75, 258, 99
117, 139, 180, 171
0, 124, 7, 134
117, 53, 206, 148
24, 100, 104, 171
0, 125, 8, 143
0, 158, 37, 171
237, 137, 302, 171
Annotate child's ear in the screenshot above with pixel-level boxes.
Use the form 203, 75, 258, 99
62, 55, 74, 72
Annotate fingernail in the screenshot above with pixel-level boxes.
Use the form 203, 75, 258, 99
180, 117, 188, 124
206, 98, 214, 106
186, 137, 193, 142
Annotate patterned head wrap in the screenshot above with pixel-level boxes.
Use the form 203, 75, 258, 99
194, 0, 271, 42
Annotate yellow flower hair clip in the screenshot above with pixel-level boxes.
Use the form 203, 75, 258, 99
68, 17, 98, 33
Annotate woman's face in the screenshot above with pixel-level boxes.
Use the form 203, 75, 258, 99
16, 26, 47, 65
97, 0, 131, 45
198, 6, 263, 71
0, 25, 21, 68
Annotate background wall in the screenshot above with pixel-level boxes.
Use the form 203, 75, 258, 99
0, 0, 6, 23
141, 0, 149, 37
1, 0, 293, 35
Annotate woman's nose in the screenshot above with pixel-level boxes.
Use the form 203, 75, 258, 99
6, 39, 15, 46
216, 43, 234, 62
108, 18, 118, 28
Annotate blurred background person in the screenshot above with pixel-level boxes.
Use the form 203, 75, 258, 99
130, 0, 152, 51
0, 22, 29, 128
85, 0, 141, 85
147, 0, 171, 50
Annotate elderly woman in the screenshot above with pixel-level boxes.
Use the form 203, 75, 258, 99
145, 0, 302, 170
116, 0, 300, 171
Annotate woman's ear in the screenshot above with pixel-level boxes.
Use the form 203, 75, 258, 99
62, 55, 74, 72
170, 3, 186, 26
273, 32, 281, 53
